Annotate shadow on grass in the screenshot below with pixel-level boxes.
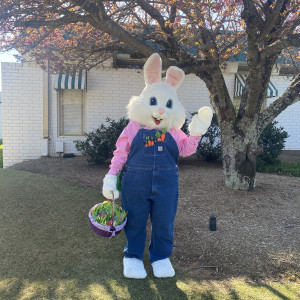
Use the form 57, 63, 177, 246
0, 169, 298, 300
0, 169, 189, 300
246, 281, 300, 300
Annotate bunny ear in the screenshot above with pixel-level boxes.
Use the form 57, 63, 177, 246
166, 66, 185, 89
144, 53, 162, 85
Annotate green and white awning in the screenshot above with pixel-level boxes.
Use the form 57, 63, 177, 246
54, 70, 86, 90
234, 74, 278, 98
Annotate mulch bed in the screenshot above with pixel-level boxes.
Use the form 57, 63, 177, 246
9, 155, 300, 280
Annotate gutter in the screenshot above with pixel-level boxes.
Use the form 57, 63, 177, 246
42, 63, 49, 156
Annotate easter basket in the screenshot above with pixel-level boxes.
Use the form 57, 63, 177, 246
88, 194, 127, 238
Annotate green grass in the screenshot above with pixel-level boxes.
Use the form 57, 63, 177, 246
257, 161, 300, 177
0, 143, 3, 169
0, 169, 299, 300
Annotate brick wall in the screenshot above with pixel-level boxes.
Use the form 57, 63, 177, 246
2, 62, 299, 168
268, 75, 300, 150
47, 70, 300, 154
0, 102, 2, 139
48, 67, 217, 155
1, 62, 44, 167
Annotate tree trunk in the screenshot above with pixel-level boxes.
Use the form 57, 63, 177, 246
220, 122, 260, 191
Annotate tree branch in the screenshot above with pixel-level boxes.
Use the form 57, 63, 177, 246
197, 69, 236, 122
257, 73, 300, 132
21, 30, 53, 56
14, 15, 89, 28
136, 0, 166, 29
135, 0, 184, 62
261, 33, 300, 58
72, 0, 100, 19
241, 0, 264, 118
170, 4, 177, 23
242, 0, 265, 31
219, 37, 239, 57
258, 0, 286, 41
212, 14, 229, 36
290, 16, 300, 32
93, 0, 175, 68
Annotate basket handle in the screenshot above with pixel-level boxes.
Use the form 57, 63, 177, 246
110, 192, 116, 232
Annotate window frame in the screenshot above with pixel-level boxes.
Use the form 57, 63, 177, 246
57, 89, 86, 137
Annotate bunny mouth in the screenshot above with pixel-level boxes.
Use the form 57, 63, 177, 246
153, 116, 163, 125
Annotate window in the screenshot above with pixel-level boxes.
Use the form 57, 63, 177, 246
58, 90, 85, 136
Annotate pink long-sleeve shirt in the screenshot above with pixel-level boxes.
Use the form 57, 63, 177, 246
108, 120, 201, 175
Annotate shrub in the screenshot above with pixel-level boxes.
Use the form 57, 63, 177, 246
193, 116, 288, 167
257, 121, 288, 167
181, 118, 189, 135
196, 114, 222, 162
74, 117, 129, 164
181, 112, 198, 135
75, 116, 287, 167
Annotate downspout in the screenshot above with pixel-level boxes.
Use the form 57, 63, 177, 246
42, 61, 49, 156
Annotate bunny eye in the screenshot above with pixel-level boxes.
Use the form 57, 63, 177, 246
166, 99, 173, 109
150, 97, 157, 106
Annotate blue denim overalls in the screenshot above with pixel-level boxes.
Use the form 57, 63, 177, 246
121, 127, 179, 263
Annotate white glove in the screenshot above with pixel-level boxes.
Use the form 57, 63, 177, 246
188, 106, 213, 136
102, 174, 119, 200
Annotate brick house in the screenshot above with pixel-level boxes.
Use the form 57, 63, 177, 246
1, 56, 299, 168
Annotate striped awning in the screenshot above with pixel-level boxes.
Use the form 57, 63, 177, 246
234, 74, 278, 98
54, 70, 86, 90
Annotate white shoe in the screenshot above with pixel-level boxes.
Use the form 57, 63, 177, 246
152, 258, 175, 278
123, 257, 147, 279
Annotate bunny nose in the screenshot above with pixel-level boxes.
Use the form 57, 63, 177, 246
158, 108, 165, 115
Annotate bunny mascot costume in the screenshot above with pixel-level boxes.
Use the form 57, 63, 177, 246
103, 53, 213, 279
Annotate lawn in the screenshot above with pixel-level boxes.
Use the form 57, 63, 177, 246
0, 169, 299, 300
0, 145, 3, 169
257, 160, 300, 177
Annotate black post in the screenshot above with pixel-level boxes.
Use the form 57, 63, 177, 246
209, 216, 217, 231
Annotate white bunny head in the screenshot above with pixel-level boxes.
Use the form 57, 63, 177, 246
127, 53, 186, 130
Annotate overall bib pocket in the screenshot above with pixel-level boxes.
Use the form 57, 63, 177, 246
143, 131, 166, 157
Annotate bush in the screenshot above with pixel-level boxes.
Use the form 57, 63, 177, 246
193, 116, 288, 167
196, 114, 222, 162
257, 121, 288, 167
181, 118, 190, 135
181, 112, 198, 135
75, 115, 288, 168
74, 117, 129, 164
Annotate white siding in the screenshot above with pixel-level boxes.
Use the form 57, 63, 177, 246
1, 62, 44, 167
0, 101, 2, 139
47, 68, 216, 156
1, 62, 299, 168
267, 75, 300, 150
47, 70, 300, 153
